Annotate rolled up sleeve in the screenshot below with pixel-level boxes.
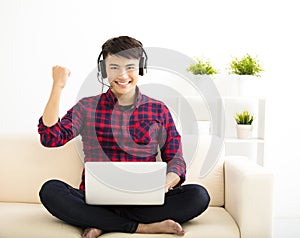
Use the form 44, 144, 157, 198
38, 100, 85, 147
159, 105, 186, 184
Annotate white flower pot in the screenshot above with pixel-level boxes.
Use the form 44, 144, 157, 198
236, 124, 252, 139
212, 74, 265, 97
237, 75, 265, 97
213, 74, 240, 97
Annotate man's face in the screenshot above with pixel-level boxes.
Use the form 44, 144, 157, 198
105, 54, 140, 98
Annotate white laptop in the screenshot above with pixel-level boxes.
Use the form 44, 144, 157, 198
85, 161, 167, 205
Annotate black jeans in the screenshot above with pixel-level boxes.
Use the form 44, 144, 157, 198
39, 179, 210, 233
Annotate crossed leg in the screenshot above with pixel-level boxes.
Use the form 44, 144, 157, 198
39, 180, 209, 237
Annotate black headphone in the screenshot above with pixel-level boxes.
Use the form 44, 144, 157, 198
97, 48, 148, 79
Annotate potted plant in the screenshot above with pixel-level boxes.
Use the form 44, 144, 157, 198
227, 54, 264, 97
187, 57, 219, 94
234, 110, 254, 139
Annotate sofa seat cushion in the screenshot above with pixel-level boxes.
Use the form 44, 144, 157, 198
0, 203, 239, 238
0, 202, 82, 238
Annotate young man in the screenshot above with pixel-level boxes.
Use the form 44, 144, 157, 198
38, 36, 210, 238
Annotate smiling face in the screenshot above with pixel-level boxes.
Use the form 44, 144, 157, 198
105, 54, 140, 101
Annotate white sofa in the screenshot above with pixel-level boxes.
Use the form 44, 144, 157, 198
0, 134, 274, 238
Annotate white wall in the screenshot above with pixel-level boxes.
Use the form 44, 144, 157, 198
1, 0, 300, 218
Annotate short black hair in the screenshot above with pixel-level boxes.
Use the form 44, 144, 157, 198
101, 36, 143, 60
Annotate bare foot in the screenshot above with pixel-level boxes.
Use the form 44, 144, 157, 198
82, 228, 103, 238
136, 219, 185, 236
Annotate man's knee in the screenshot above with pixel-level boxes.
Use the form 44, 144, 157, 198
39, 179, 63, 204
188, 184, 210, 213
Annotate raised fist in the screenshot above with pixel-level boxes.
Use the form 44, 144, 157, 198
52, 65, 71, 89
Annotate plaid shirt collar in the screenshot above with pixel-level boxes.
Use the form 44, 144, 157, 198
104, 86, 145, 109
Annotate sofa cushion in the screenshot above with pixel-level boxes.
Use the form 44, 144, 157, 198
183, 136, 225, 206
0, 202, 82, 238
0, 135, 83, 203
0, 203, 239, 238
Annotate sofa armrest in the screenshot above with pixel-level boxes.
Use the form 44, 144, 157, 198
224, 156, 274, 238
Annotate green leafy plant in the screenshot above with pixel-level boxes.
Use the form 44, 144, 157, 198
234, 110, 254, 125
187, 57, 217, 75
228, 54, 263, 77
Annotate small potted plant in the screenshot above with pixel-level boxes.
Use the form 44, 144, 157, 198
187, 57, 218, 91
227, 54, 264, 96
234, 110, 254, 139
187, 57, 218, 75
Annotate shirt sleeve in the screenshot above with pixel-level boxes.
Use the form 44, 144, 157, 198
37, 99, 85, 147
159, 104, 186, 185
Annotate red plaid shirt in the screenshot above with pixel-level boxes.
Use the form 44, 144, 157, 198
38, 87, 186, 190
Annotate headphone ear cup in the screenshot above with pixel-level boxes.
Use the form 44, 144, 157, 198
99, 60, 107, 78
139, 57, 145, 76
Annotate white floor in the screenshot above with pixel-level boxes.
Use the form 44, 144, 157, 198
273, 218, 300, 238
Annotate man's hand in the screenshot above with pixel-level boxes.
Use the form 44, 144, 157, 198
165, 172, 180, 193
52, 65, 71, 89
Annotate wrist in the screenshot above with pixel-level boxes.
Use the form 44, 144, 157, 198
51, 84, 64, 94
166, 172, 180, 189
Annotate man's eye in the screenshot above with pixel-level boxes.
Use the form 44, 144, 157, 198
127, 66, 136, 70
110, 66, 118, 70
